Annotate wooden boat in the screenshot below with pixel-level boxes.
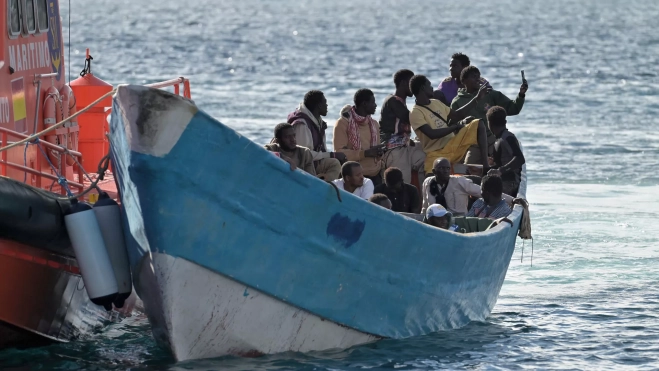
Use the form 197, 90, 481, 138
0, 0, 190, 348
109, 84, 528, 361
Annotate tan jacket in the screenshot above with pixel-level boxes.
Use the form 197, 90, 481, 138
264, 144, 316, 176
332, 105, 382, 177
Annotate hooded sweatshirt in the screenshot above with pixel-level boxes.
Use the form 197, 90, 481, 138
450, 88, 525, 123
288, 104, 333, 161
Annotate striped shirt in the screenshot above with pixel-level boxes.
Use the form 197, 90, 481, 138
467, 199, 511, 219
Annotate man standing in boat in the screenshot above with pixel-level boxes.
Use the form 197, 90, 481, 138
486, 106, 526, 197
379, 69, 426, 185
265, 123, 316, 175
408, 74, 490, 176
436, 52, 492, 104
334, 89, 386, 186
288, 90, 345, 181
451, 66, 528, 165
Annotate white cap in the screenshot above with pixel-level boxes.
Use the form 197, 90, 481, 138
426, 204, 448, 218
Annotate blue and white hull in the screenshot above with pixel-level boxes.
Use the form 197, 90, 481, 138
109, 85, 524, 361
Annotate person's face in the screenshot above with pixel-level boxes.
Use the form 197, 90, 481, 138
464, 72, 482, 91
423, 79, 433, 97
319, 95, 328, 116
482, 188, 492, 205
346, 165, 365, 188
392, 180, 403, 191
401, 78, 413, 97
364, 95, 377, 115
280, 127, 296, 151
432, 159, 451, 182
429, 216, 449, 229
450, 58, 464, 79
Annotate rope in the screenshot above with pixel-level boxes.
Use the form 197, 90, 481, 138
68, 0, 71, 84
59, 153, 111, 200
0, 88, 116, 153
33, 139, 72, 197
80, 54, 92, 77
328, 181, 342, 202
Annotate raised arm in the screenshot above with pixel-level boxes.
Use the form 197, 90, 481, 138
447, 84, 488, 122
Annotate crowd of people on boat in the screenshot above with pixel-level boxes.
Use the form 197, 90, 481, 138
265, 53, 528, 231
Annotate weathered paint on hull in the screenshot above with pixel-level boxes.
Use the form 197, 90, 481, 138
110, 85, 523, 361
139, 252, 378, 361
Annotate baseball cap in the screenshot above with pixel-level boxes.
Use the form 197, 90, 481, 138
426, 204, 448, 218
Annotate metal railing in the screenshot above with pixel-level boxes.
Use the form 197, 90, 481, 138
0, 76, 191, 197
0, 127, 84, 195
145, 77, 192, 99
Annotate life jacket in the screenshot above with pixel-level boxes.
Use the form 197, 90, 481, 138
495, 130, 521, 184
287, 109, 327, 153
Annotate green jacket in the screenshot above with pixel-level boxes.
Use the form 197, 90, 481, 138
450, 88, 525, 123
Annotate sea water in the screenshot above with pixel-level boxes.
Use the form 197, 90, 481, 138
2, 0, 659, 369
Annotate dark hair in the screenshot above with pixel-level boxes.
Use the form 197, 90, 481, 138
451, 52, 470, 68
460, 66, 480, 84
393, 69, 415, 87
486, 106, 507, 127
274, 123, 293, 141
481, 175, 503, 197
353, 89, 374, 107
384, 167, 403, 187
303, 90, 325, 111
369, 193, 390, 206
409, 74, 429, 96
341, 161, 361, 178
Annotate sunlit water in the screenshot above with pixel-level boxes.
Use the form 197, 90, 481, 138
2, 0, 659, 369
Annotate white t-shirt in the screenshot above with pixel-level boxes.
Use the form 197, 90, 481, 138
332, 178, 374, 200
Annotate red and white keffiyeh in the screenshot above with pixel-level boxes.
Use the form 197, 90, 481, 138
347, 106, 378, 150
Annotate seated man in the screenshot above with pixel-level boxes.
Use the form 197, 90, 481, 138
374, 167, 421, 214
425, 204, 452, 230
408, 74, 490, 175
265, 123, 316, 175
422, 158, 481, 216
288, 90, 345, 181
379, 69, 425, 184
369, 193, 392, 210
451, 66, 528, 165
334, 89, 387, 186
467, 175, 512, 219
486, 106, 525, 197
332, 161, 374, 200
436, 52, 492, 104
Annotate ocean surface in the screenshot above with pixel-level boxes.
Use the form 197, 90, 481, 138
3, 0, 659, 369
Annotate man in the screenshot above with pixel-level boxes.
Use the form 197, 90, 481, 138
379, 69, 426, 184
265, 123, 316, 175
467, 175, 512, 219
334, 89, 386, 186
332, 161, 374, 200
408, 74, 490, 175
436, 52, 492, 104
369, 193, 392, 210
425, 204, 452, 230
486, 106, 525, 197
421, 158, 482, 216
373, 167, 421, 214
288, 90, 345, 181
451, 66, 528, 165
